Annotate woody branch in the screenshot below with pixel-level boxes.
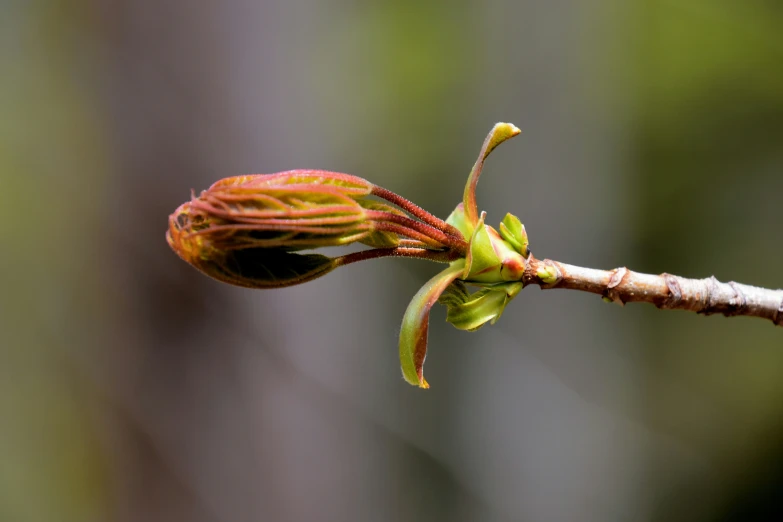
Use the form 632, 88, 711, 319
523, 256, 783, 327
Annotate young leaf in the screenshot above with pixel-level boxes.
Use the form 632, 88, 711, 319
463, 123, 521, 226
463, 212, 501, 281
211, 170, 374, 197
439, 281, 523, 331
399, 260, 466, 388
444, 202, 473, 240
356, 199, 406, 248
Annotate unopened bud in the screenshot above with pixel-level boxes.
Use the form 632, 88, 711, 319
167, 170, 407, 288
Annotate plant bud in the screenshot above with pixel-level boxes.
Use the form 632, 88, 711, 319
167, 170, 402, 288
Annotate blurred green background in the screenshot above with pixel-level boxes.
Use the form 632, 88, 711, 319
1, 1, 782, 521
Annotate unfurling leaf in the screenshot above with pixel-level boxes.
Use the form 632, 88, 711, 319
463, 122, 521, 226
211, 170, 375, 196
439, 280, 523, 331
166, 171, 375, 288
399, 260, 466, 388
355, 199, 406, 248
462, 212, 527, 284
463, 211, 498, 281
166, 170, 457, 288
169, 171, 374, 253
445, 202, 473, 240
167, 124, 536, 389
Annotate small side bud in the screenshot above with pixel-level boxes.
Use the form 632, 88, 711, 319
499, 213, 529, 257
537, 265, 559, 285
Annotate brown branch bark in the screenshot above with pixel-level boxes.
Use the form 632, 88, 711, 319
522, 256, 783, 327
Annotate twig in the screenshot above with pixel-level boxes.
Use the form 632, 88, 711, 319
523, 256, 783, 326
166, 123, 783, 389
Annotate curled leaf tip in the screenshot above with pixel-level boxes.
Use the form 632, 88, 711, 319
483, 123, 521, 159
463, 122, 521, 226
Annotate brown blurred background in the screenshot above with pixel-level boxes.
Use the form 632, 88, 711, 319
1, 1, 782, 521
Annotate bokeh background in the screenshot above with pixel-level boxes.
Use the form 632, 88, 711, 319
2, 1, 782, 521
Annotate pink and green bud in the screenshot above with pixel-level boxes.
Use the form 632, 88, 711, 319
167, 123, 534, 389
167, 170, 465, 288
461, 212, 526, 284
166, 171, 371, 288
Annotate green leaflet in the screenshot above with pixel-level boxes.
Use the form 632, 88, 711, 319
439, 280, 523, 331
445, 202, 474, 240
399, 260, 466, 388
462, 123, 521, 226
463, 212, 501, 281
